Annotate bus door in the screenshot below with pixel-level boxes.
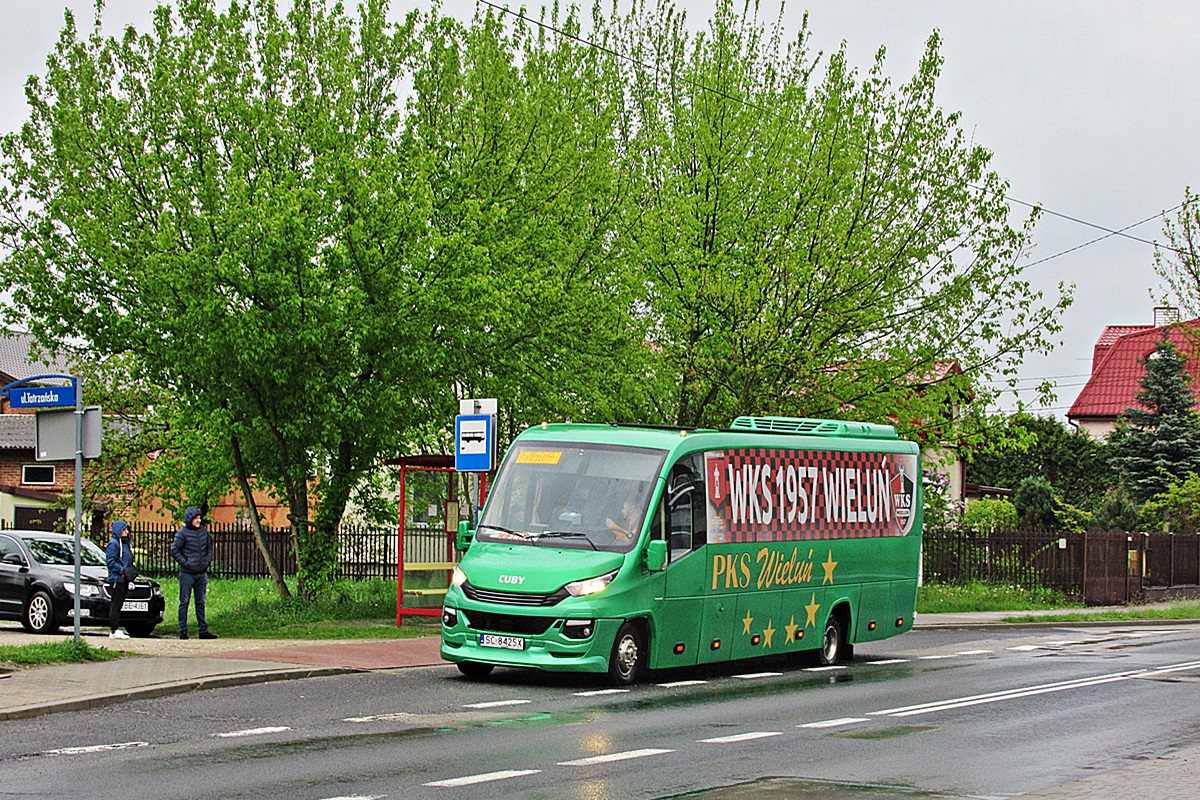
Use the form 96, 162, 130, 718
654, 455, 708, 670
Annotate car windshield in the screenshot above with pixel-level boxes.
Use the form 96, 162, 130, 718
477, 441, 666, 553
24, 536, 107, 567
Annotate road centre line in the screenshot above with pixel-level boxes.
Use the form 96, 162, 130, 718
1008, 645, 1041, 651
799, 717, 869, 729
424, 769, 542, 787
699, 731, 783, 744
658, 679, 709, 687
43, 741, 148, 756
463, 699, 533, 709
558, 748, 674, 766
956, 649, 993, 655
573, 688, 630, 697
343, 712, 423, 723
805, 665, 847, 672
871, 661, 1200, 718
315, 796, 385, 800
868, 658, 908, 665
213, 726, 291, 738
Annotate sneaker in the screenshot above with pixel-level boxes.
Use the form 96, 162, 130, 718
109, 630, 130, 639
179, 632, 189, 640
198, 631, 218, 640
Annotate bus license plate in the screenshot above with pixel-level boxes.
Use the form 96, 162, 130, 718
122, 601, 149, 612
480, 634, 525, 650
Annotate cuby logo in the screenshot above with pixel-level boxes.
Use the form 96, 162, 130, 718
497, 574, 526, 585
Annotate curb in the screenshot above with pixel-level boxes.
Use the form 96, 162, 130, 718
0, 666, 358, 721
914, 616, 1200, 631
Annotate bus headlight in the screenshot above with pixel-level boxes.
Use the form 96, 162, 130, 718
565, 570, 618, 597
452, 566, 467, 587
442, 607, 458, 627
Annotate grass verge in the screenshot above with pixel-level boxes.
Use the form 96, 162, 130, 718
162, 577, 440, 639
917, 581, 1078, 613
1002, 600, 1200, 623
0, 639, 123, 670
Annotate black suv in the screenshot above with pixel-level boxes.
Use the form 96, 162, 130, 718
0, 529, 165, 636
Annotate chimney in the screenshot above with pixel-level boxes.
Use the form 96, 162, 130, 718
1155, 306, 1181, 327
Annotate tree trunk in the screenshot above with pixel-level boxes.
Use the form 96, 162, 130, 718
231, 434, 290, 599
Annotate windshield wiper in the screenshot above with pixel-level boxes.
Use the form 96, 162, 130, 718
532, 531, 599, 550
477, 524, 533, 540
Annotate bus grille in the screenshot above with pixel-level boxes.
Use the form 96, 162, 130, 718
463, 611, 555, 636
463, 583, 567, 607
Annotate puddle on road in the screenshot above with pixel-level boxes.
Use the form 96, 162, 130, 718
658, 776, 973, 800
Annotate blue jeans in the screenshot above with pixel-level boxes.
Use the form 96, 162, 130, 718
178, 571, 208, 635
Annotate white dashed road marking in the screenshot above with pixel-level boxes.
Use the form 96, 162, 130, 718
734, 672, 783, 679
213, 726, 290, 738
699, 731, 783, 744
573, 689, 630, 697
658, 679, 709, 687
463, 699, 533, 708
344, 712, 423, 723
558, 748, 674, 766
799, 717, 869, 729
424, 769, 542, 787
43, 741, 148, 756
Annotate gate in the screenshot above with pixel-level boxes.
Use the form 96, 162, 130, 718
1083, 531, 1144, 605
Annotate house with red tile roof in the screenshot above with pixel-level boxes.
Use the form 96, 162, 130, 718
1067, 309, 1200, 438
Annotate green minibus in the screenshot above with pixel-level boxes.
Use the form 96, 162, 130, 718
440, 416, 922, 684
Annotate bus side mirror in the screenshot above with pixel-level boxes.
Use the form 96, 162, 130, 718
456, 520, 475, 552
645, 539, 667, 572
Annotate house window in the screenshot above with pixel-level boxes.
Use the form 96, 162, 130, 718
22, 465, 55, 485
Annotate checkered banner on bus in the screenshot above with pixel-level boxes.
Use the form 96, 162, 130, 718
704, 448, 918, 543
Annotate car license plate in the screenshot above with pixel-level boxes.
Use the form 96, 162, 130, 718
121, 601, 149, 612
479, 634, 525, 650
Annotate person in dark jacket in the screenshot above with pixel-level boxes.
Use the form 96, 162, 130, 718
170, 506, 217, 640
105, 520, 135, 639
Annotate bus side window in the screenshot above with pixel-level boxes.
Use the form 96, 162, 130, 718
667, 454, 705, 562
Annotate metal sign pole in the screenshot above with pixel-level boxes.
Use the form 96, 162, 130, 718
73, 379, 82, 644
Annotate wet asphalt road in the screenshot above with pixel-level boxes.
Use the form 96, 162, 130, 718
2, 624, 1198, 800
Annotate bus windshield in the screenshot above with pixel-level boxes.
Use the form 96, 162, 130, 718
477, 441, 667, 553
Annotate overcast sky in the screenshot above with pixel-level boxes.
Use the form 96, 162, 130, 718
3, 1, 1197, 420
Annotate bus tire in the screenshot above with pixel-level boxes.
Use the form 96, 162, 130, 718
607, 621, 646, 685
457, 661, 494, 680
818, 614, 842, 666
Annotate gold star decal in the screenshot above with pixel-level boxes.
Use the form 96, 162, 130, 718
784, 615, 799, 642
822, 551, 838, 585
762, 620, 776, 648
742, 609, 754, 634
805, 593, 821, 627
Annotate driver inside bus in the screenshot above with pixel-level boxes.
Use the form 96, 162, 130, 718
604, 497, 639, 543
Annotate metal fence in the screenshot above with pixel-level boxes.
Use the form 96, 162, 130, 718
119, 522, 452, 581
923, 529, 1085, 595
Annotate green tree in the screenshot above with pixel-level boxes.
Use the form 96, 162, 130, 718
1140, 472, 1200, 533
607, 0, 1070, 432
1013, 475, 1056, 530
1093, 485, 1140, 532
1108, 337, 1200, 502
962, 497, 1018, 533
0, 1, 641, 597
967, 412, 1111, 509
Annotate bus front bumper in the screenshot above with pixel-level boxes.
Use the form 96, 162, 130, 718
440, 617, 622, 674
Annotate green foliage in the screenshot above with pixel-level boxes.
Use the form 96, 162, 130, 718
0, 639, 122, 667
1108, 338, 1200, 502
962, 497, 1018, 532
607, 0, 1070, 431
1013, 476, 1057, 529
916, 580, 1074, 613
1094, 485, 1142, 531
1140, 472, 1200, 533
1052, 499, 1093, 534
967, 412, 1110, 509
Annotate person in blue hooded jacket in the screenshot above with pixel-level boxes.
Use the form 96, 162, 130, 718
170, 506, 217, 640
105, 520, 135, 639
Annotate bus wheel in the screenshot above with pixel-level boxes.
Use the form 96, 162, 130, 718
457, 661, 494, 680
608, 621, 645, 685
819, 615, 842, 666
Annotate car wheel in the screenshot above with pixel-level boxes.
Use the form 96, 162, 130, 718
607, 621, 646, 686
24, 590, 59, 634
125, 622, 157, 638
456, 661, 494, 680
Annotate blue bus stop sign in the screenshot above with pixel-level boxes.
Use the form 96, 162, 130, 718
455, 414, 495, 472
